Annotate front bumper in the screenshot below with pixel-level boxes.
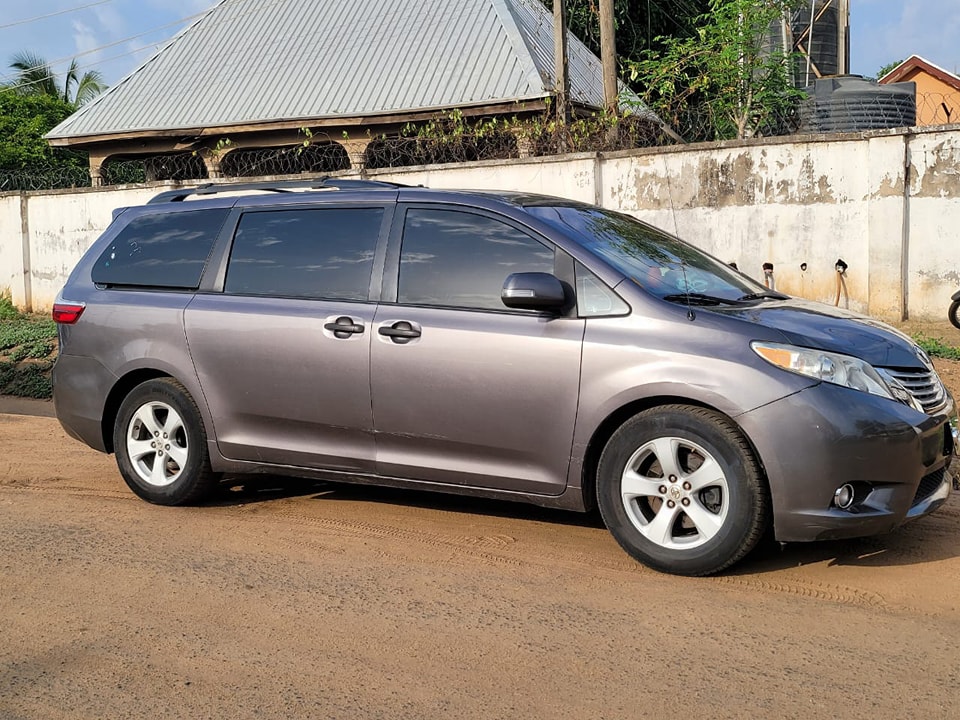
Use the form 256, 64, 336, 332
739, 383, 955, 542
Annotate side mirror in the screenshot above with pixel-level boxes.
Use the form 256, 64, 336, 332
501, 272, 567, 312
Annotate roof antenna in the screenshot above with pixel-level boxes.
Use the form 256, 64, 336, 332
661, 154, 695, 321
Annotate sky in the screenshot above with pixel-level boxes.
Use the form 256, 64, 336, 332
0, 0, 958, 93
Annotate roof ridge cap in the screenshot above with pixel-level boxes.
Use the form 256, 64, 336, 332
488, 0, 547, 96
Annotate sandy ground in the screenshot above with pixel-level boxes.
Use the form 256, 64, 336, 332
2, 363, 960, 718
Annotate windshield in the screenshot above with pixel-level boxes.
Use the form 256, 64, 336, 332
526, 205, 769, 303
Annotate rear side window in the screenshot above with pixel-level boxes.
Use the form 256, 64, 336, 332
225, 208, 383, 301
398, 208, 554, 310
92, 209, 229, 289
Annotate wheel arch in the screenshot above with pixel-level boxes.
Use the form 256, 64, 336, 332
101, 369, 173, 453
579, 396, 769, 513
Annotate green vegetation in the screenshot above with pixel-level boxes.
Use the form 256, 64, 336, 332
551, 0, 710, 70
0, 295, 56, 399
7, 51, 106, 107
876, 58, 906, 81
913, 334, 960, 362
0, 51, 105, 190
630, 0, 804, 141
0, 89, 89, 188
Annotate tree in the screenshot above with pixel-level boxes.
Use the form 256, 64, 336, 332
8, 51, 106, 107
0, 89, 88, 189
629, 0, 804, 141
550, 0, 711, 69
876, 59, 906, 81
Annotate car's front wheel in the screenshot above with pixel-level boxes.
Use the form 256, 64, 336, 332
113, 378, 216, 505
597, 405, 769, 576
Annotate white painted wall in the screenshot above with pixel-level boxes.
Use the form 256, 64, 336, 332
0, 195, 24, 306
2, 125, 959, 320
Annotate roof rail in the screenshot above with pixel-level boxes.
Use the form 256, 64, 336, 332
147, 178, 405, 204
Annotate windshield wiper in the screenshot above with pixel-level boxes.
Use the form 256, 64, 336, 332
738, 291, 788, 302
662, 292, 743, 306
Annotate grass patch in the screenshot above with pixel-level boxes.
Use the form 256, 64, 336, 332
0, 296, 57, 399
913, 333, 960, 361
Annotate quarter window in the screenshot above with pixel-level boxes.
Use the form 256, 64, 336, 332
398, 209, 554, 310
225, 208, 383, 300
576, 262, 630, 317
92, 209, 229, 289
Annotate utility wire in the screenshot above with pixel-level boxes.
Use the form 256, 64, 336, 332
0, 4, 225, 93
3, 7, 212, 79
0, 0, 114, 31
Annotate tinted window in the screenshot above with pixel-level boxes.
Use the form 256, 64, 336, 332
527, 205, 766, 302
398, 209, 554, 310
92, 209, 228, 288
225, 208, 383, 300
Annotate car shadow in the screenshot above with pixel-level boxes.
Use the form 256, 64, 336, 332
735, 519, 960, 573
210, 474, 960, 570
210, 474, 606, 529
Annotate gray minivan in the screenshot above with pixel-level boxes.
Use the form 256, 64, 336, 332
53, 179, 956, 575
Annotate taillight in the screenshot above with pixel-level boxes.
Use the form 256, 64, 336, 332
52, 302, 85, 324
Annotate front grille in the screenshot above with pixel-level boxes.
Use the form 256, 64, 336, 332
882, 368, 947, 414
912, 468, 946, 506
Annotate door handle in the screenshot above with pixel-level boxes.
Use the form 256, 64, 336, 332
324, 316, 365, 339
378, 321, 421, 344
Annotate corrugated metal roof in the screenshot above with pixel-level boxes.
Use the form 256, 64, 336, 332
48, 0, 622, 140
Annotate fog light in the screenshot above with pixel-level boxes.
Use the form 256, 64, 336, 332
834, 484, 855, 510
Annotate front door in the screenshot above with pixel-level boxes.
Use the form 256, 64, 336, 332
371, 206, 584, 495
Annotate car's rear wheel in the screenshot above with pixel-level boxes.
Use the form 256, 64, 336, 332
113, 378, 216, 505
597, 405, 769, 576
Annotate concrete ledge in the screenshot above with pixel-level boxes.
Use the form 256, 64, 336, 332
0, 396, 55, 418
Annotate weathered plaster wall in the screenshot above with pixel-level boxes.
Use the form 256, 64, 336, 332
0, 195, 26, 307
2, 125, 958, 320
906, 131, 960, 319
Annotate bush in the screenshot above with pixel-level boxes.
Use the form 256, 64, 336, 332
0, 360, 53, 398
0, 294, 18, 321
0, 301, 57, 398
913, 334, 960, 361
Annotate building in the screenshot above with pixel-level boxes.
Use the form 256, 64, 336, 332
45, 0, 647, 184
879, 55, 960, 126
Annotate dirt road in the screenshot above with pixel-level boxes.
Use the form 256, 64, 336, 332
3, 409, 960, 719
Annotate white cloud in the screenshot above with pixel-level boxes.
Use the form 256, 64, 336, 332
851, 0, 960, 76
92, 5, 128, 38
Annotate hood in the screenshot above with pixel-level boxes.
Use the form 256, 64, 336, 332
708, 298, 929, 369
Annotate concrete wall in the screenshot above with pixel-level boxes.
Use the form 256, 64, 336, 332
2, 124, 959, 321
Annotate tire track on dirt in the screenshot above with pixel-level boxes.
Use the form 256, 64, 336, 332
257, 504, 894, 610
0, 480, 900, 612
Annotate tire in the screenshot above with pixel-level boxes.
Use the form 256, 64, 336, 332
596, 405, 769, 576
949, 300, 960, 330
113, 378, 217, 506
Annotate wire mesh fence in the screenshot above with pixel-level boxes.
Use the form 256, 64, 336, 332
101, 153, 208, 185
4, 98, 958, 193
0, 163, 90, 192
917, 92, 960, 126
221, 144, 350, 176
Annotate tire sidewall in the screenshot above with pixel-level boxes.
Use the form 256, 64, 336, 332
949, 300, 960, 330
113, 380, 208, 505
597, 408, 763, 575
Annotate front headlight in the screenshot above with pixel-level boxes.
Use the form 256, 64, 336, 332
751, 341, 894, 400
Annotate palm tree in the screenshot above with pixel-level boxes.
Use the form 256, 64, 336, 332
8, 51, 106, 106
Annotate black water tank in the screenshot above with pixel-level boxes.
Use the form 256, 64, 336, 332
800, 76, 916, 132
791, 1, 840, 82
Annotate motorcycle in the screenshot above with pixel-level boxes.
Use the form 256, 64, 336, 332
951, 291, 960, 329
